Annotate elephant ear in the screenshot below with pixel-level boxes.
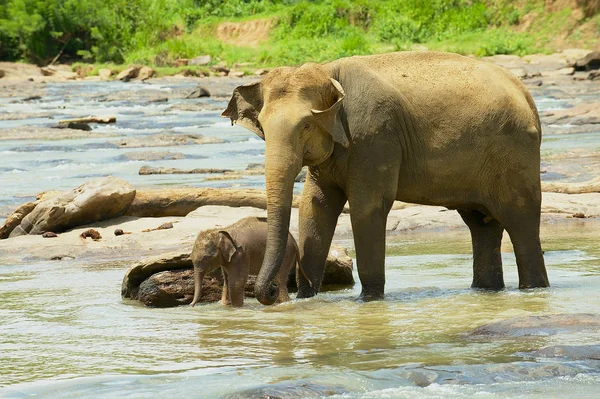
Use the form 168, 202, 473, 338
311, 78, 350, 148
218, 231, 240, 263
222, 82, 264, 140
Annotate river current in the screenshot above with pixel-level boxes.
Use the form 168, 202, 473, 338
0, 79, 599, 398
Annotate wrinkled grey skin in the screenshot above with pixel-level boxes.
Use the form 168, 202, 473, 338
190, 217, 297, 307
223, 51, 549, 306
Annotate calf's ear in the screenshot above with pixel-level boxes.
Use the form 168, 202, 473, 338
218, 231, 239, 263
222, 82, 264, 140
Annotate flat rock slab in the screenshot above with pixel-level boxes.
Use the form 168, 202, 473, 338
398, 360, 597, 387
530, 345, 600, 361
469, 313, 600, 337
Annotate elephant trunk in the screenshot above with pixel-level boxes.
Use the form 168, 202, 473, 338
255, 153, 301, 305
190, 267, 205, 307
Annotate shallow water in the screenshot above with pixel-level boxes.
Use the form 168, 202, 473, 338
1, 226, 599, 397
1, 80, 600, 397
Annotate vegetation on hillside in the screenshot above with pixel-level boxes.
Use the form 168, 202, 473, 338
0, 0, 598, 68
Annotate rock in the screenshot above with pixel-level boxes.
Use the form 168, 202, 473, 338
98, 68, 113, 80
558, 66, 575, 75
0, 69, 5, 78
0, 201, 37, 239
121, 252, 193, 298
137, 66, 155, 81
40, 66, 56, 76
541, 176, 600, 194
22, 95, 42, 102
295, 168, 307, 182
509, 68, 528, 79
176, 69, 208, 78
54, 122, 92, 131
210, 64, 230, 74
574, 51, 600, 71
571, 212, 586, 218
120, 151, 185, 162
323, 245, 355, 286
398, 361, 593, 387
79, 229, 102, 240
115, 66, 140, 82
589, 70, 600, 80
148, 97, 168, 103
185, 86, 211, 99
542, 102, 600, 125
136, 270, 222, 307
138, 166, 232, 175
114, 228, 131, 236
254, 68, 269, 76
189, 55, 212, 66
113, 133, 223, 148
223, 382, 346, 399
142, 222, 174, 232
42, 232, 58, 238
122, 245, 354, 307
125, 187, 292, 217
173, 59, 189, 67
229, 70, 245, 78
469, 313, 600, 337
530, 345, 600, 361
9, 177, 136, 237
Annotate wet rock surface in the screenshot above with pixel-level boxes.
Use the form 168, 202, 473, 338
469, 313, 600, 337
222, 381, 346, 399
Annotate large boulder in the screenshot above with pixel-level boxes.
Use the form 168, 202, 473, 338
121, 247, 354, 308
9, 176, 136, 237
574, 51, 600, 71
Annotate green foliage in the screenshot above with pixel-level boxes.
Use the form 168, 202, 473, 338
0, 0, 597, 66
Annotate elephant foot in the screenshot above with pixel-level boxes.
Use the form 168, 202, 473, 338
358, 290, 384, 302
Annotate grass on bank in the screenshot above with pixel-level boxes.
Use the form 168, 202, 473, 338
1, 0, 599, 73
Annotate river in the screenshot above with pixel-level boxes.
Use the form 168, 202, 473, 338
0, 77, 599, 398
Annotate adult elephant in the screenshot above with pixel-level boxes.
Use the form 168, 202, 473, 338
223, 51, 549, 306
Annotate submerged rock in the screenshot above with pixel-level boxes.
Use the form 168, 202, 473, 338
9, 176, 136, 237
469, 313, 600, 337
186, 85, 211, 98
530, 345, 600, 361
398, 361, 597, 387
138, 166, 231, 175
222, 381, 346, 399
120, 151, 186, 162
113, 133, 224, 148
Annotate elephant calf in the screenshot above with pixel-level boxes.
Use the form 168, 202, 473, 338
190, 217, 300, 307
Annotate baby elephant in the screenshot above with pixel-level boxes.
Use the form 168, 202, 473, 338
190, 217, 303, 307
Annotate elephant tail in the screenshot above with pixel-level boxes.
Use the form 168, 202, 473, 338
290, 234, 312, 288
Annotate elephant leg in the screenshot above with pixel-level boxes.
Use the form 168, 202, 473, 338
297, 173, 346, 298
492, 203, 549, 289
349, 197, 394, 301
221, 267, 231, 305
225, 261, 248, 307
458, 209, 505, 290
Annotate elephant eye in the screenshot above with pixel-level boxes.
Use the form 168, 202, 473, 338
304, 123, 311, 130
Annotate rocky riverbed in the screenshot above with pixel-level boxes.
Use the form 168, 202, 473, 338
1, 50, 599, 398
